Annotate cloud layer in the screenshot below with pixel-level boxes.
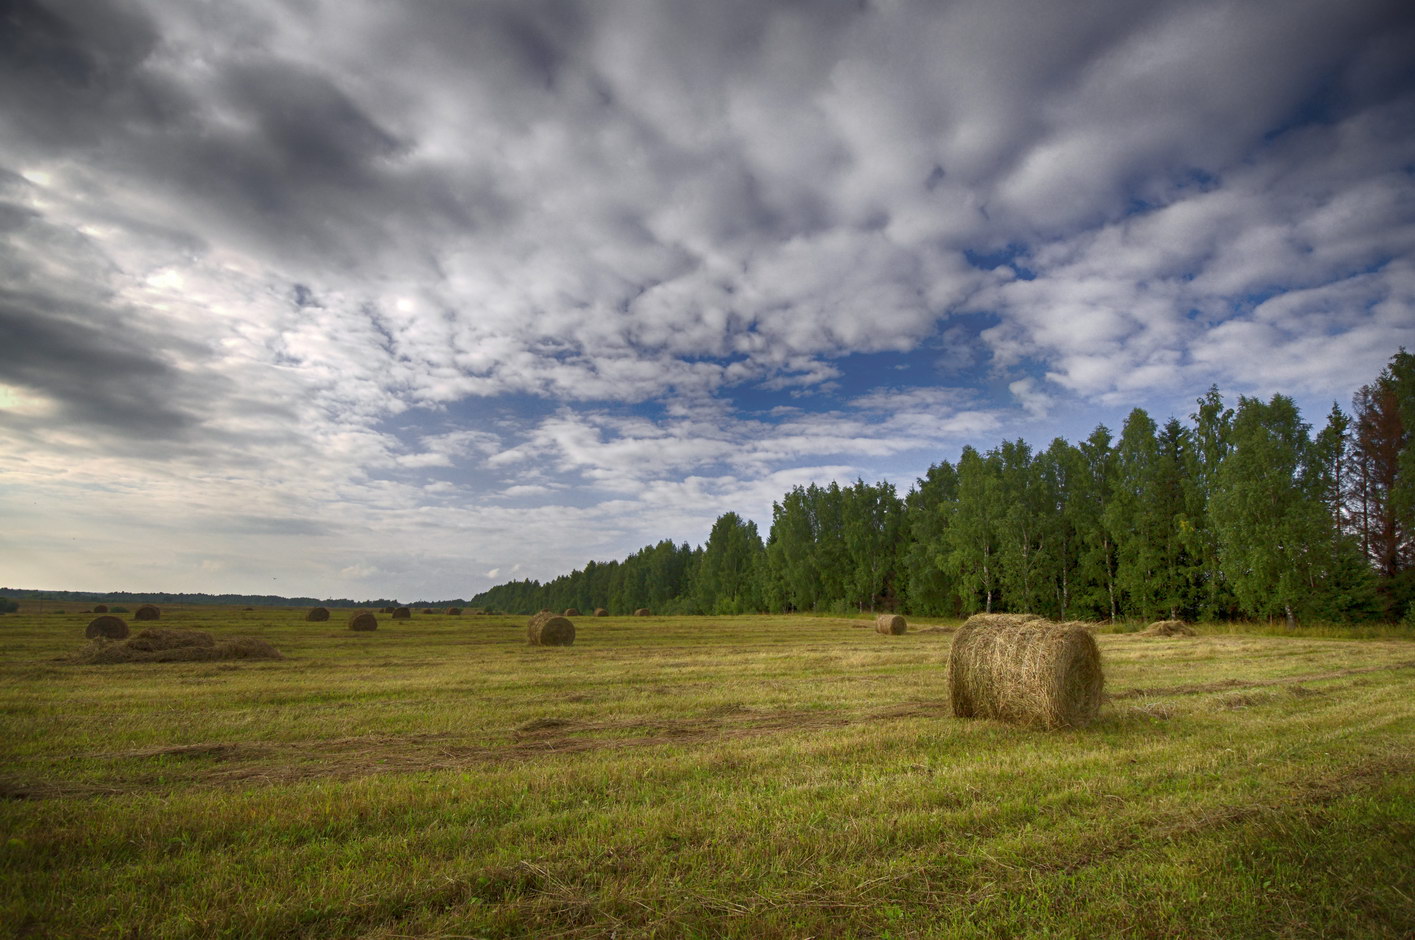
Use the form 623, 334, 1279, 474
2, 0, 1413, 597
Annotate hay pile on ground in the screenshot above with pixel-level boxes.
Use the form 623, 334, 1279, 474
594, 608, 607, 617
948, 614, 1104, 729
92, 604, 109, 614
634, 608, 651, 616
305, 606, 330, 622
134, 604, 160, 621
391, 607, 411, 620
564, 607, 581, 616
71, 628, 282, 665
875, 613, 907, 635
1141, 619, 1197, 637
348, 612, 378, 631
85, 616, 129, 639
446, 607, 462, 615
528, 612, 575, 646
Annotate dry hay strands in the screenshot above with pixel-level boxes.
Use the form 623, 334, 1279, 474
348, 611, 378, 631
391, 607, 411, 620
875, 613, 907, 635
446, 607, 462, 616
564, 608, 581, 617
72, 629, 282, 665
528, 612, 575, 646
633, 608, 651, 617
305, 606, 331, 622
133, 604, 160, 621
1141, 619, 1197, 637
92, 604, 109, 614
948, 614, 1104, 729
593, 608, 608, 617
85, 615, 130, 639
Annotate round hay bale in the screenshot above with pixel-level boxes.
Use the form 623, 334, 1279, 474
948, 615, 1103, 729
633, 608, 651, 617
1141, 619, 1197, 637
594, 608, 608, 617
564, 608, 581, 617
305, 606, 330, 622
348, 611, 378, 631
85, 615, 129, 639
380, 606, 394, 614
446, 607, 462, 615
528, 612, 575, 646
243, 606, 255, 611
92, 604, 109, 614
875, 613, 907, 635
391, 607, 411, 620
134, 604, 160, 621
421, 608, 434, 614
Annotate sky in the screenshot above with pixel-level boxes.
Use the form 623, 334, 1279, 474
2, 0, 1414, 601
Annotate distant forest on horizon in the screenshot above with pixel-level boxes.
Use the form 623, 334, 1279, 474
471, 350, 1415, 625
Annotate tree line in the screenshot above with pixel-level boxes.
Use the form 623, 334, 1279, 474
472, 351, 1415, 624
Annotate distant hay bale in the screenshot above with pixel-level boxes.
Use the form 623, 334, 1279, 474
594, 608, 608, 617
528, 612, 575, 646
564, 608, 581, 617
380, 607, 394, 614
243, 607, 255, 611
539, 609, 552, 614
348, 611, 378, 631
71, 629, 282, 665
446, 607, 462, 615
948, 614, 1104, 729
85, 615, 129, 639
134, 604, 160, 621
1141, 619, 1197, 636
305, 606, 330, 622
421, 608, 434, 614
875, 613, 907, 635
391, 607, 411, 620
92, 604, 109, 614
633, 608, 651, 616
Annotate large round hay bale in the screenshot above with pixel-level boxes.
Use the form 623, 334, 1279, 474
348, 611, 378, 631
92, 604, 109, 614
133, 604, 160, 621
1142, 619, 1197, 637
528, 612, 575, 646
446, 607, 462, 615
391, 607, 411, 620
594, 608, 608, 617
305, 606, 330, 622
633, 608, 651, 616
85, 615, 129, 639
948, 615, 1103, 729
875, 613, 907, 635
564, 607, 581, 617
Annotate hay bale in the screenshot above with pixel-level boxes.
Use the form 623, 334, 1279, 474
348, 611, 378, 631
380, 607, 394, 614
446, 607, 462, 615
594, 608, 608, 617
421, 608, 434, 614
85, 615, 129, 639
391, 607, 411, 620
134, 604, 160, 621
875, 613, 907, 635
305, 606, 330, 622
1141, 619, 1197, 637
633, 608, 651, 617
243, 606, 255, 611
92, 604, 109, 614
564, 608, 581, 617
948, 614, 1104, 729
528, 612, 575, 646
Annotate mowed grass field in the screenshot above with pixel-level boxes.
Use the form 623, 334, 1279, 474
2, 608, 1413, 939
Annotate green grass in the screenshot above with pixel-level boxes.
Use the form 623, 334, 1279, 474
1, 608, 1413, 938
